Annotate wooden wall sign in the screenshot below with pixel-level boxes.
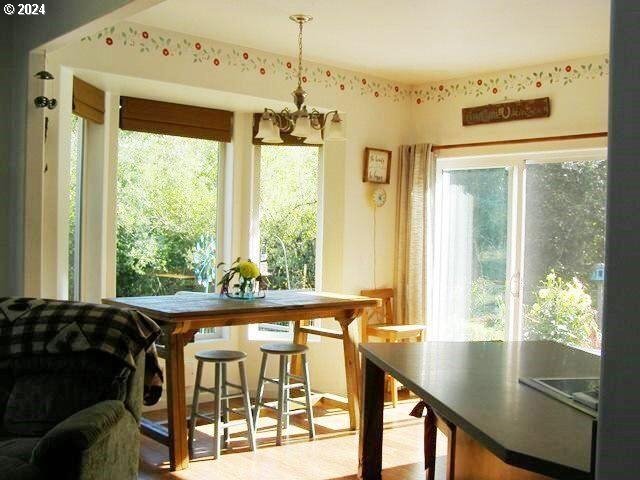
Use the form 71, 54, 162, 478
462, 97, 550, 126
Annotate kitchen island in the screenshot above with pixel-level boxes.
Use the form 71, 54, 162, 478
358, 341, 598, 480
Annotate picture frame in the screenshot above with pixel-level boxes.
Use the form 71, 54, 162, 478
363, 147, 392, 184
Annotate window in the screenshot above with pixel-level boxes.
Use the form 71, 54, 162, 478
432, 167, 509, 341
433, 149, 606, 351
250, 145, 321, 340
68, 114, 84, 301
116, 131, 223, 339
116, 131, 220, 296
521, 158, 606, 350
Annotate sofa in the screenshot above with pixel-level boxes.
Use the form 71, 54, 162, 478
0, 348, 145, 480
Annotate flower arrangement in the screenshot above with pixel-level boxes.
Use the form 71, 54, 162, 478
217, 257, 267, 299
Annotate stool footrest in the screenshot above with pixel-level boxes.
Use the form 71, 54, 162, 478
197, 386, 244, 401
195, 412, 250, 429
284, 383, 305, 390
256, 403, 308, 416
259, 377, 305, 390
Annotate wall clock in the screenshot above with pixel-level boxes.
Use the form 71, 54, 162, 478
372, 187, 387, 207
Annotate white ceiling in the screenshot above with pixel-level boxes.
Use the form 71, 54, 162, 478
128, 0, 610, 84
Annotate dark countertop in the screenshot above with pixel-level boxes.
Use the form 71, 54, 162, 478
360, 341, 599, 479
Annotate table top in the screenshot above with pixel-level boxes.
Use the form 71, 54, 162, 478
103, 290, 379, 323
360, 341, 599, 479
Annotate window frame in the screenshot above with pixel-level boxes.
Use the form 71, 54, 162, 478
433, 147, 607, 344
68, 114, 86, 301
248, 144, 324, 342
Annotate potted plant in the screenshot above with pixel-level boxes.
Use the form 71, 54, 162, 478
218, 257, 267, 299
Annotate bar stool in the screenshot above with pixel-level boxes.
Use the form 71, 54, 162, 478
253, 342, 315, 445
189, 350, 256, 459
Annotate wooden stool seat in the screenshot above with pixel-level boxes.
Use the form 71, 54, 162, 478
367, 323, 427, 341
195, 350, 247, 362
260, 342, 309, 355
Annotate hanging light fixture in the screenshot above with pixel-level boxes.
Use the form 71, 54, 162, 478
254, 15, 345, 144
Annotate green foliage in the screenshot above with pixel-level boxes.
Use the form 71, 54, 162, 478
115, 131, 220, 297
470, 277, 506, 331
259, 146, 318, 290
451, 169, 508, 340
190, 236, 216, 292
523, 160, 606, 300
450, 168, 509, 282
114, 135, 318, 298
524, 271, 599, 348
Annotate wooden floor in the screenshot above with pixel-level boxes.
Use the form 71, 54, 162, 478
139, 395, 448, 480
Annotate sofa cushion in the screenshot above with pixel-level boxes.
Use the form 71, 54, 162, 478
3, 352, 129, 437
0, 456, 42, 480
0, 361, 13, 432
0, 436, 40, 462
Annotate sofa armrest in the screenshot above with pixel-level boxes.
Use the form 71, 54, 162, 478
31, 400, 126, 469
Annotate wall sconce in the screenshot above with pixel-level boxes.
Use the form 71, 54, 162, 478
34, 70, 57, 109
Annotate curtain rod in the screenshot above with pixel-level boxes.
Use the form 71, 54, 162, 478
432, 132, 608, 151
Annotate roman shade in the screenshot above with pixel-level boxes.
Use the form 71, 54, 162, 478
252, 113, 324, 146
72, 77, 105, 124
120, 97, 233, 142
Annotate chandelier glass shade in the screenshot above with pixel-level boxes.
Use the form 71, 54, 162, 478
254, 15, 345, 144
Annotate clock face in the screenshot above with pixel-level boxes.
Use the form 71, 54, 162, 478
372, 188, 387, 207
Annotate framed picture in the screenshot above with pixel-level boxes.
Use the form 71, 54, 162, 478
363, 148, 392, 184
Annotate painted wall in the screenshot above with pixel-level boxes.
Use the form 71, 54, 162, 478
409, 55, 609, 145
1, 0, 162, 297
45, 21, 412, 402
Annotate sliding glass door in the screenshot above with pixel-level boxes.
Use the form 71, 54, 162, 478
433, 149, 606, 350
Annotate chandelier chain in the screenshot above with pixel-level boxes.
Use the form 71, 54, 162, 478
297, 20, 304, 89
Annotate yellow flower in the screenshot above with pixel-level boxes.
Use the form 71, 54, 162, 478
238, 260, 260, 279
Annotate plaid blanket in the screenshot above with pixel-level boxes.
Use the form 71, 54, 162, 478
0, 297, 164, 405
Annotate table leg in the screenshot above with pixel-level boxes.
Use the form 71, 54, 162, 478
165, 331, 189, 471
358, 357, 385, 480
340, 317, 362, 430
291, 320, 309, 377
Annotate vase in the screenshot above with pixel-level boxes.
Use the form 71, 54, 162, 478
238, 278, 255, 299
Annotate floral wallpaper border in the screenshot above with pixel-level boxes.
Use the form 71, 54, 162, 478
80, 24, 412, 103
80, 23, 608, 107
412, 57, 609, 105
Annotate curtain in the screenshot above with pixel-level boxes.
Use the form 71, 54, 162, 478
394, 144, 436, 326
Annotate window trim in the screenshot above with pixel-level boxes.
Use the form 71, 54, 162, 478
68, 115, 86, 301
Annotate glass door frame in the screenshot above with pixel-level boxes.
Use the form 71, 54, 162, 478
433, 147, 606, 342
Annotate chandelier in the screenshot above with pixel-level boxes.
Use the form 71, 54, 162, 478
255, 15, 345, 144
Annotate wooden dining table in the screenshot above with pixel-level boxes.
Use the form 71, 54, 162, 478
103, 290, 379, 471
